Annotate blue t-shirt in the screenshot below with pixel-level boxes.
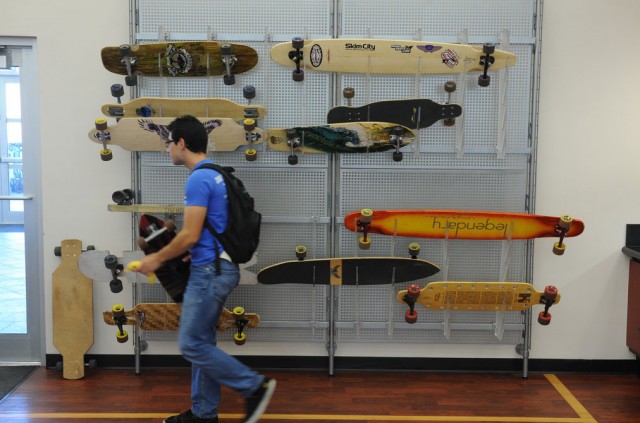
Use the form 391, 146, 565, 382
184, 159, 228, 266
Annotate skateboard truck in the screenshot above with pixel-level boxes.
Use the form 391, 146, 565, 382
226, 307, 250, 345
443, 81, 457, 126
355, 208, 373, 250
111, 304, 130, 343
243, 118, 259, 161
119, 44, 138, 86
537, 285, 559, 325
112, 188, 135, 206
220, 44, 237, 86
478, 43, 496, 87
552, 215, 573, 255
402, 283, 422, 324
390, 126, 404, 162
104, 254, 125, 293
285, 128, 302, 165
288, 37, 305, 82
137, 219, 176, 250
94, 118, 113, 161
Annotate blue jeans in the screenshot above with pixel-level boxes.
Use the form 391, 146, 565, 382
179, 259, 262, 419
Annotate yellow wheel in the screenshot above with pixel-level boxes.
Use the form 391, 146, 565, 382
232, 306, 246, 317
112, 304, 125, 316
360, 208, 373, 223
116, 330, 129, 343
245, 148, 257, 161
559, 214, 573, 230
234, 332, 247, 345
100, 149, 113, 161
359, 236, 371, 250
408, 242, 420, 258
243, 118, 256, 131
295, 245, 307, 260
553, 242, 566, 256
95, 118, 108, 130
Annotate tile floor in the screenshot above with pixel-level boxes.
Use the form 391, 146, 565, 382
0, 227, 26, 334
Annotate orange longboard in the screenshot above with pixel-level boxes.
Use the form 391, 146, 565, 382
344, 209, 584, 254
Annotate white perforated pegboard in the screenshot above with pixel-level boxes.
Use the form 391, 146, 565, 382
132, 0, 538, 350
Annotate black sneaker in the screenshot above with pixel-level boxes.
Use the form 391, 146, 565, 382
163, 409, 218, 423
243, 377, 277, 423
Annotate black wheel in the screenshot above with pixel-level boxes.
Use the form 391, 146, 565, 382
288, 154, 299, 165
136, 106, 153, 117
53, 246, 61, 256
292, 37, 304, 49
243, 85, 256, 100
104, 254, 119, 270
482, 43, 496, 54
125, 75, 137, 87
109, 279, 123, 294
119, 44, 132, 57
392, 151, 403, 162
343, 87, 355, 99
223, 74, 236, 86
220, 44, 233, 56
478, 74, 491, 87
111, 84, 124, 98
292, 69, 304, 82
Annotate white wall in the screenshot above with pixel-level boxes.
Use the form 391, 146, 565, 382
0, 0, 637, 362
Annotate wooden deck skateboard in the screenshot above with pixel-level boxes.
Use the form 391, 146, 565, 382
344, 209, 585, 255
90, 117, 263, 161
327, 98, 462, 129
102, 97, 266, 120
267, 122, 415, 165
397, 282, 561, 325
270, 38, 516, 86
103, 303, 260, 345
101, 41, 258, 86
52, 240, 94, 379
258, 245, 439, 285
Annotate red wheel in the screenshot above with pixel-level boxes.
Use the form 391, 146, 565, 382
544, 285, 558, 301
407, 284, 421, 299
405, 309, 418, 324
538, 311, 551, 326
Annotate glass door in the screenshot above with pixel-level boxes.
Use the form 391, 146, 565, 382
0, 70, 23, 224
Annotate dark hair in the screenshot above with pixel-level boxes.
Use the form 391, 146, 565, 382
166, 115, 208, 153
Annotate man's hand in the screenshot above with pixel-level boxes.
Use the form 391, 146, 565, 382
130, 253, 164, 276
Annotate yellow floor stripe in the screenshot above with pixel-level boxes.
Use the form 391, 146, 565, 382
545, 374, 598, 423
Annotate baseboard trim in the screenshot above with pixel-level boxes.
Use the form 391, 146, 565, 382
45, 354, 639, 374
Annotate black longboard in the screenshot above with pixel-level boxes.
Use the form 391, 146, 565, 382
327, 99, 462, 129
257, 257, 439, 285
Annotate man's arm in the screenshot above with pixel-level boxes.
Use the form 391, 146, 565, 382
133, 205, 207, 276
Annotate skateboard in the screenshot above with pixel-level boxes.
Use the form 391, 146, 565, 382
52, 240, 94, 379
103, 303, 260, 345
258, 245, 439, 285
90, 117, 263, 161
397, 282, 561, 325
270, 38, 516, 86
101, 41, 258, 86
344, 209, 585, 255
267, 122, 416, 165
327, 98, 462, 129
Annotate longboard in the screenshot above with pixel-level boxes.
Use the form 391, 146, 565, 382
89, 117, 263, 159
257, 257, 439, 285
270, 38, 516, 82
52, 240, 93, 380
101, 97, 266, 120
344, 209, 584, 254
327, 99, 462, 129
103, 303, 259, 345
397, 282, 560, 325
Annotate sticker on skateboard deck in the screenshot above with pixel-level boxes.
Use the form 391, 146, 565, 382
397, 282, 561, 325
344, 209, 584, 254
271, 38, 516, 86
103, 303, 259, 345
267, 122, 415, 165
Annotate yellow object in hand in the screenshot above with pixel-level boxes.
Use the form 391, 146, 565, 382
126, 260, 157, 283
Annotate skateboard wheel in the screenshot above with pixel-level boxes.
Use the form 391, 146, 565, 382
110, 279, 123, 294
392, 151, 403, 162
360, 208, 373, 223
292, 69, 304, 82
552, 242, 566, 256
112, 304, 125, 316
54, 246, 61, 256
245, 148, 257, 161
119, 44, 132, 57
443, 118, 456, 127
292, 36, 304, 49
164, 219, 176, 233
243, 118, 256, 131
537, 311, 551, 326
136, 237, 149, 250
544, 285, 559, 301
234, 332, 247, 346
358, 236, 371, 250
100, 149, 113, 161
295, 245, 307, 260
223, 74, 236, 86
558, 214, 573, 230
220, 44, 233, 56
232, 307, 246, 317
478, 74, 491, 87
95, 118, 108, 131
482, 43, 496, 54
116, 329, 129, 343
444, 81, 456, 93
111, 84, 125, 98
243, 85, 256, 100
136, 106, 153, 117
405, 309, 418, 324
125, 75, 137, 86
407, 284, 421, 299
104, 254, 119, 270
288, 154, 299, 165
408, 242, 420, 258
343, 87, 355, 99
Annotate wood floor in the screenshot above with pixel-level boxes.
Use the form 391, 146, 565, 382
1, 367, 640, 422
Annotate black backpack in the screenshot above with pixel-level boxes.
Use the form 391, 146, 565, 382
195, 163, 261, 273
